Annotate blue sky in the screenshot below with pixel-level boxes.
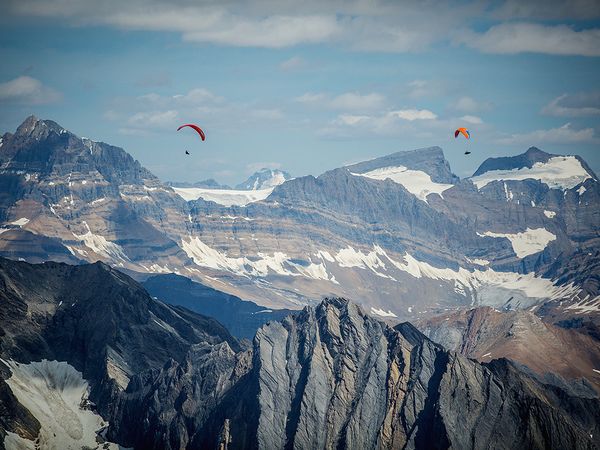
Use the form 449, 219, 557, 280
1, 0, 599, 184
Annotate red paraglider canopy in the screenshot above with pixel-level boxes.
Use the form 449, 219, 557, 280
177, 124, 205, 141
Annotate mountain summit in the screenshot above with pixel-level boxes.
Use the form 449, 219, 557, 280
235, 167, 290, 190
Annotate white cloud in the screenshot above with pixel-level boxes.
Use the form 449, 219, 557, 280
4, 0, 475, 52
542, 92, 600, 117
295, 91, 385, 111
127, 110, 179, 129
106, 87, 283, 135
323, 108, 439, 137
491, 0, 600, 21
0, 76, 61, 104
460, 115, 483, 124
329, 92, 385, 110
389, 109, 437, 121
280, 56, 306, 71
496, 123, 595, 145
182, 14, 341, 48
453, 96, 492, 113
457, 23, 600, 57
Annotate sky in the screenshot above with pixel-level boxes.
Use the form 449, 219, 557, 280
0, 0, 599, 185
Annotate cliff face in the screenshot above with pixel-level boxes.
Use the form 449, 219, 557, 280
108, 297, 600, 450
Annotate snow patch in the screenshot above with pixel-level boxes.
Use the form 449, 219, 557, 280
351, 166, 453, 202
10, 218, 29, 226
173, 187, 274, 206
544, 210, 556, 218
565, 295, 600, 314
471, 156, 592, 190
90, 197, 106, 205
332, 245, 579, 307
478, 227, 556, 258
1, 359, 121, 450
466, 257, 490, 266
371, 307, 398, 318
577, 185, 586, 196
180, 236, 334, 282
73, 222, 129, 262
334, 245, 393, 279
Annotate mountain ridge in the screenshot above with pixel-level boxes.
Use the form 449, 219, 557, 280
1, 115, 598, 323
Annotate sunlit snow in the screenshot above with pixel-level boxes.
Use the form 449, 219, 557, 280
478, 227, 556, 258
173, 187, 274, 206
350, 166, 453, 202
370, 307, 398, 318
1, 359, 122, 450
10, 217, 30, 226
470, 156, 592, 190
180, 236, 334, 282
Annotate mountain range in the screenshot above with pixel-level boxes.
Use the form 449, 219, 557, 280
0, 257, 598, 449
1, 115, 600, 449
1, 116, 597, 325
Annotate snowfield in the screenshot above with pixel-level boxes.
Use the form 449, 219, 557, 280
181, 236, 335, 282
73, 222, 130, 262
1, 359, 122, 450
351, 166, 453, 202
181, 237, 578, 311
478, 227, 556, 258
470, 156, 592, 190
173, 187, 274, 206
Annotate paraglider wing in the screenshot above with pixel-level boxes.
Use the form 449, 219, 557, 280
454, 127, 470, 139
177, 124, 206, 141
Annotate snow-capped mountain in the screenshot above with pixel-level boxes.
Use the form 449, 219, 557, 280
235, 167, 290, 190
1, 116, 598, 324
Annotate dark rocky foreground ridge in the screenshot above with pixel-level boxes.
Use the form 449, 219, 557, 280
0, 258, 599, 449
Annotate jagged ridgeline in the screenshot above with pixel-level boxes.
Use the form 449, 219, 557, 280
0, 258, 599, 449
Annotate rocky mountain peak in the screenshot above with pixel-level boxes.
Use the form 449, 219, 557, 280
346, 146, 459, 184
473, 147, 554, 176
235, 167, 290, 190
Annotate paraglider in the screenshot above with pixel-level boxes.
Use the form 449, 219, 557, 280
177, 123, 205, 141
454, 127, 470, 139
454, 127, 471, 155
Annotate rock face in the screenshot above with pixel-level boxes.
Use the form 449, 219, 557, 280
1, 116, 598, 324
417, 306, 600, 393
0, 257, 240, 447
1, 258, 599, 449
108, 297, 600, 450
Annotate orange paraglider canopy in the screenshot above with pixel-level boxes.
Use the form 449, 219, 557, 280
177, 124, 205, 141
454, 127, 470, 139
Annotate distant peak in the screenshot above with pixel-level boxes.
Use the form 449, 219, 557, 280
16, 115, 41, 133
235, 168, 290, 190
15, 115, 67, 138
345, 146, 458, 184
524, 147, 550, 158
472, 147, 555, 177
